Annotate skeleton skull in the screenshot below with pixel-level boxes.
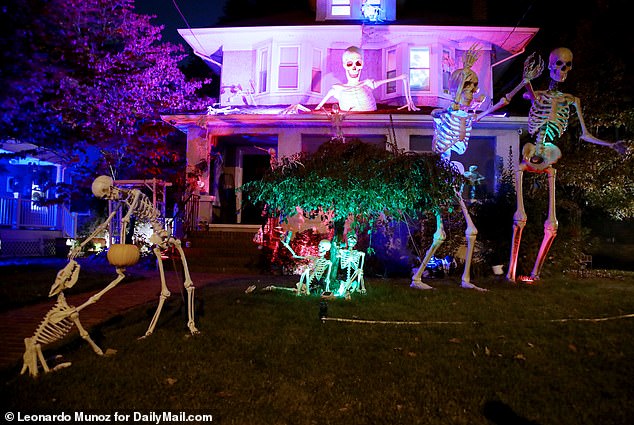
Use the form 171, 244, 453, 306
342, 46, 364, 82
91, 175, 115, 199
449, 68, 479, 107
548, 47, 573, 83
318, 240, 332, 257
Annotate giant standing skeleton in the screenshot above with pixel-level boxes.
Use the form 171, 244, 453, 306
478, 48, 625, 282
21, 176, 198, 377
411, 46, 542, 291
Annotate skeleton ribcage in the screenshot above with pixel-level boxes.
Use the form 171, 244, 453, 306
339, 84, 377, 112
340, 250, 361, 270
528, 92, 570, 143
32, 294, 74, 345
313, 258, 331, 279
432, 109, 471, 156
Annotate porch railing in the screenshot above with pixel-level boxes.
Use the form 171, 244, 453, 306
0, 195, 77, 238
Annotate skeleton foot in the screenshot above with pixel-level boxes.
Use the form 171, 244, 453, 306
52, 362, 72, 372
188, 323, 201, 335
410, 280, 435, 290
245, 285, 257, 294
460, 281, 488, 292
518, 275, 539, 284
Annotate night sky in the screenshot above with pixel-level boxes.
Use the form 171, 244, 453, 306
135, 0, 228, 45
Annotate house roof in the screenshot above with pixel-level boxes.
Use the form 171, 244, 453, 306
179, 24, 539, 69
0, 141, 63, 167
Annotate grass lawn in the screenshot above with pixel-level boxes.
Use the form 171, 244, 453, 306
2, 270, 633, 425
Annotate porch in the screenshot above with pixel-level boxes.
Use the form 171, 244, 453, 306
0, 195, 78, 257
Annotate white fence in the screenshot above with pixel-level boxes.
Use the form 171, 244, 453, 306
0, 195, 77, 238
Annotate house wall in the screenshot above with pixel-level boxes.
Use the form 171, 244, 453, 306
169, 113, 524, 224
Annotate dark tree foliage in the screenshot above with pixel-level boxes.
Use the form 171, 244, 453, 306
241, 139, 461, 230
0, 0, 212, 188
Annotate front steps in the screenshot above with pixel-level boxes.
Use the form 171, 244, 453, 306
182, 224, 265, 273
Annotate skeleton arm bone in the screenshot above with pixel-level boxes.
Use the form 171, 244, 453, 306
314, 87, 339, 111
120, 190, 141, 242
373, 75, 420, 111
280, 232, 306, 259
476, 52, 543, 121
67, 211, 118, 260
573, 97, 627, 153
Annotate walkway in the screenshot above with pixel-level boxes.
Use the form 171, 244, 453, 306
0, 267, 265, 372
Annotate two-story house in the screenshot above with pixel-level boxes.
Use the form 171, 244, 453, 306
162, 0, 538, 228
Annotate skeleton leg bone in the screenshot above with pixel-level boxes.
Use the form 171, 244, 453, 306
507, 167, 528, 282
530, 167, 558, 281
411, 212, 445, 290
170, 239, 199, 335
454, 190, 487, 291
142, 247, 172, 338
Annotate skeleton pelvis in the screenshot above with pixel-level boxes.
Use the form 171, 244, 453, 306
521, 142, 562, 171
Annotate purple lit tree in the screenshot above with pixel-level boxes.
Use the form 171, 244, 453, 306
0, 0, 212, 186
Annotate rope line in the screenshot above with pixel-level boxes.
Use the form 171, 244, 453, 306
322, 313, 634, 326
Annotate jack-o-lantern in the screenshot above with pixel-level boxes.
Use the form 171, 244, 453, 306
107, 244, 140, 267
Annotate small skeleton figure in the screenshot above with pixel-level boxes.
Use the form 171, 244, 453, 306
283, 46, 419, 113
21, 176, 199, 377
337, 231, 366, 297
327, 103, 347, 142
462, 165, 485, 201
277, 232, 332, 295
488, 47, 625, 283
254, 145, 278, 170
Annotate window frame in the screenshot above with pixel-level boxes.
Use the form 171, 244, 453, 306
408, 46, 431, 92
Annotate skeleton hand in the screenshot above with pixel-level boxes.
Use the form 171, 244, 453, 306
398, 100, 420, 112
522, 52, 544, 82
463, 44, 482, 69
611, 140, 629, 155
281, 104, 311, 114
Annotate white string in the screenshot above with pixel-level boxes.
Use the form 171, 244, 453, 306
322, 313, 634, 326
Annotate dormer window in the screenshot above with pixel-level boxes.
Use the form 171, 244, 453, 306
361, 0, 382, 22
318, 0, 394, 22
331, 0, 351, 17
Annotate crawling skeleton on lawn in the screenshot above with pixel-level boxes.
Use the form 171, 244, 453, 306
21, 176, 198, 377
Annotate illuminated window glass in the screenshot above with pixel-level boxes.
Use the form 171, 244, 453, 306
442, 49, 454, 95
386, 48, 397, 94
278, 46, 299, 89
409, 47, 430, 91
331, 0, 351, 16
258, 48, 268, 93
311, 49, 322, 93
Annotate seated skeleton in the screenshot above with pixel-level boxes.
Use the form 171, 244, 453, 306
337, 232, 366, 297
283, 46, 418, 114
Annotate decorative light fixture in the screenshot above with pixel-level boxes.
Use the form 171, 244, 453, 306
361, 0, 382, 22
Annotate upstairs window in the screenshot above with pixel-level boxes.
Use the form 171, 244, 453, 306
331, 0, 351, 17
311, 49, 322, 93
409, 47, 430, 91
386, 48, 397, 94
442, 49, 454, 95
257, 48, 269, 93
278, 46, 299, 89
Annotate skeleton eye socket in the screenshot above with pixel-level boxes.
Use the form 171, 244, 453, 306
556, 60, 572, 68
346, 61, 362, 68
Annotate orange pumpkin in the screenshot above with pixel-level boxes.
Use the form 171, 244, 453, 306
107, 244, 140, 267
